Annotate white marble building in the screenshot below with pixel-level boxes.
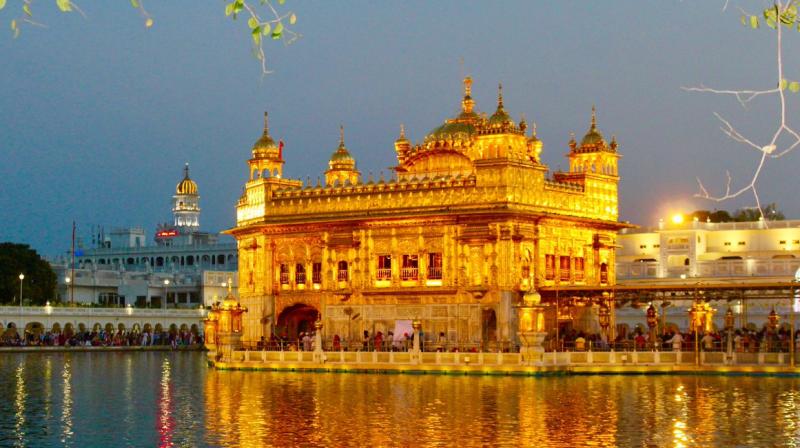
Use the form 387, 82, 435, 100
50, 164, 238, 308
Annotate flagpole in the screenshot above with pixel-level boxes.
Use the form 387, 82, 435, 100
70, 221, 76, 305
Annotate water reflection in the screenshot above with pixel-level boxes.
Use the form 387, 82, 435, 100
2, 353, 800, 446
14, 364, 25, 446
61, 359, 73, 445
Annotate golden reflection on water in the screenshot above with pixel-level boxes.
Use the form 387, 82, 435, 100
61, 359, 73, 445
203, 372, 800, 447
159, 357, 174, 448
14, 363, 25, 446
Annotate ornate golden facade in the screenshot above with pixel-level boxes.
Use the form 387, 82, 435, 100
229, 78, 626, 346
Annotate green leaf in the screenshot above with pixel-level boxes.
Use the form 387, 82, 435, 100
750, 15, 759, 29
790, 81, 800, 93
56, 0, 72, 13
10, 18, 15, 30
145, 17, 153, 28
741, 15, 746, 26
272, 21, 283, 39
289, 13, 296, 25
23, 3, 31, 17
261, 22, 271, 35
252, 27, 261, 45
278, 0, 285, 4
0, 0, 6, 11
130, 0, 140, 8
248, 17, 258, 29
781, 78, 789, 90
225, 3, 234, 16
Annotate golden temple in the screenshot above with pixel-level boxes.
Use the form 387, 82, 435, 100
228, 78, 626, 347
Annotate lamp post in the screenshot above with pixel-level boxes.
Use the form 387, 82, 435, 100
725, 307, 734, 361
791, 281, 797, 369
65, 276, 71, 304
646, 303, 658, 351
598, 301, 611, 344
163, 279, 170, 310
689, 299, 706, 367
18, 273, 24, 312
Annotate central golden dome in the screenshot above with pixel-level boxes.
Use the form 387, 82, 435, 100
176, 163, 198, 195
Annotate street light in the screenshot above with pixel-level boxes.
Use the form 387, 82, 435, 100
163, 279, 170, 310
65, 276, 71, 304
725, 307, 735, 359
18, 273, 24, 312
646, 303, 658, 351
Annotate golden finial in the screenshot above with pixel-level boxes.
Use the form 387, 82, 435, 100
183, 162, 190, 179
400, 124, 406, 139
497, 83, 504, 109
590, 105, 597, 130
462, 77, 475, 114
227, 277, 233, 294
339, 124, 345, 146
532, 121, 538, 137
263, 111, 269, 136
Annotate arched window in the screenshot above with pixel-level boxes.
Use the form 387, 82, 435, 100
279, 264, 289, 284
337, 261, 349, 281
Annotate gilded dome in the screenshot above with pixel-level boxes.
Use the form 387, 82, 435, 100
252, 112, 281, 159
580, 106, 607, 147
176, 163, 198, 195
486, 84, 518, 131
328, 125, 357, 168
425, 121, 476, 141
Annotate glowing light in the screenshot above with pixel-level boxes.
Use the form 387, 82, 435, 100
671, 213, 684, 224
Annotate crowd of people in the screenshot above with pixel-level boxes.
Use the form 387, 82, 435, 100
556, 326, 800, 353
0, 328, 203, 349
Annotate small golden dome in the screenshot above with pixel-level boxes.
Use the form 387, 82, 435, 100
176, 163, 198, 195
329, 125, 357, 167
252, 112, 282, 160
487, 84, 516, 130
580, 106, 607, 147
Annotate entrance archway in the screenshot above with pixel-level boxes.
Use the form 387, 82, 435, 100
482, 308, 497, 345
277, 303, 319, 341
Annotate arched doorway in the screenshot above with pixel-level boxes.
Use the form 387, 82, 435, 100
277, 303, 319, 341
482, 308, 497, 345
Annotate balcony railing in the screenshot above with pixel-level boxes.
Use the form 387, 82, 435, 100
295, 272, 306, 284
400, 267, 418, 281
574, 270, 584, 281
312, 272, 322, 284
337, 270, 349, 281
279, 273, 289, 284
427, 266, 442, 280
559, 270, 570, 282
376, 268, 392, 281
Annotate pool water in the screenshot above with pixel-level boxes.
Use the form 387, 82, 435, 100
0, 351, 798, 447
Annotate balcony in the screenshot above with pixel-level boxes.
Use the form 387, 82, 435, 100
574, 271, 584, 282
400, 267, 418, 281
337, 270, 349, 282
279, 273, 289, 285
295, 272, 306, 284
312, 272, 322, 284
376, 268, 392, 281
427, 266, 442, 280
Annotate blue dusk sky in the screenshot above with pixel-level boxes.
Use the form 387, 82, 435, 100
1, 1, 798, 256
